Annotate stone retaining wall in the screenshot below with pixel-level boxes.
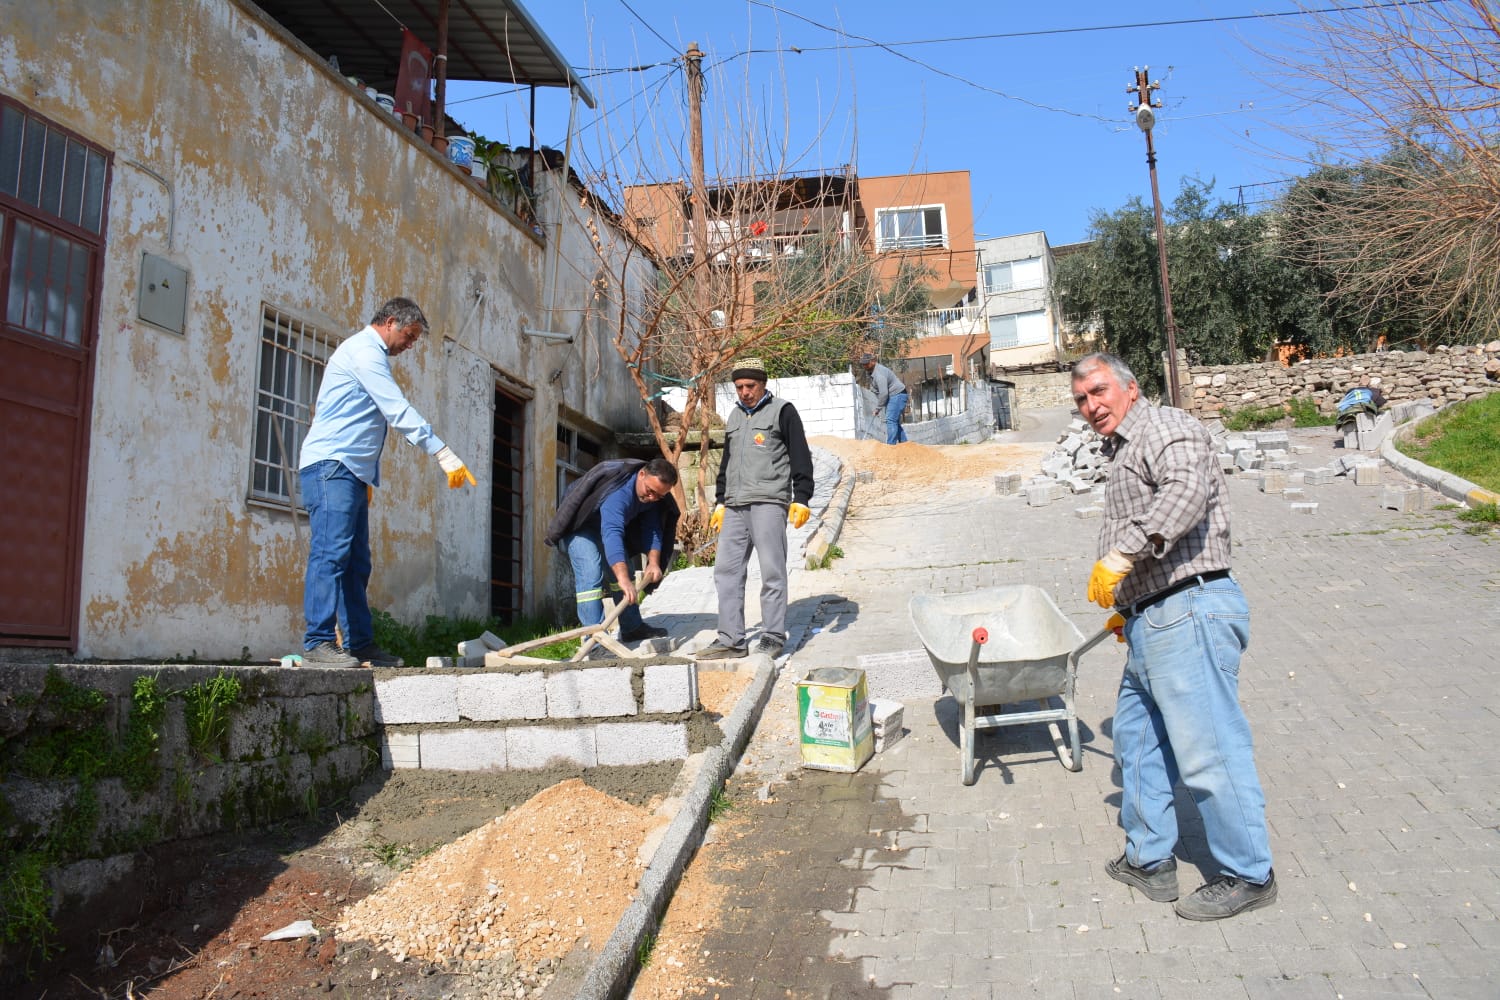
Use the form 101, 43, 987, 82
1183, 343, 1500, 418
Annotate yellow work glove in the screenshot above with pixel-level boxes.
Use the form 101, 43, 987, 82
435, 446, 477, 490
1106, 612, 1126, 643
1087, 550, 1134, 609
708, 504, 725, 532
788, 502, 811, 528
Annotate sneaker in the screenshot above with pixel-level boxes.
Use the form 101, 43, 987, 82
303, 641, 359, 669
1174, 871, 1278, 921
619, 623, 669, 643
755, 634, 786, 657
1107, 853, 1179, 902
348, 644, 404, 668
695, 641, 748, 660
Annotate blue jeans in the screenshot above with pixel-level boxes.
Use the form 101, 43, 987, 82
1116, 576, 1272, 882
300, 460, 372, 652
884, 392, 909, 444
562, 530, 645, 632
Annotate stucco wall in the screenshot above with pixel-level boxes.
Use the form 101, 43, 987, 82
1183, 344, 1500, 418
1, 0, 654, 657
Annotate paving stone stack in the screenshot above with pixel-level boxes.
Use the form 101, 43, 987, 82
1020, 418, 1108, 508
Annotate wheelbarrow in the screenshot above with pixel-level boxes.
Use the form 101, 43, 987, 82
909, 585, 1113, 785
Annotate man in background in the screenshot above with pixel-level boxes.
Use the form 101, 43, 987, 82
298, 297, 476, 669
861, 352, 910, 445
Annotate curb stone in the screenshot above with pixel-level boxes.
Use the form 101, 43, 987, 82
571, 654, 778, 1000
1382, 406, 1500, 507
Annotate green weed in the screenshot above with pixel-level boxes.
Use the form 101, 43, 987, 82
1457, 502, 1498, 524
372, 609, 582, 665
814, 543, 845, 570
183, 674, 242, 763
708, 787, 732, 822
1220, 404, 1284, 431
636, 931, 658, 969
1287, 397, 1336, 428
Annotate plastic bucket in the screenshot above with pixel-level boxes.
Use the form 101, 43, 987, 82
447, 136, 476, 170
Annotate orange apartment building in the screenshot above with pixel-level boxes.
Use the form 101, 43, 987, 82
622, 166, 978, 324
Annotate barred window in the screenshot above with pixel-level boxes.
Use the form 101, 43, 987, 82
556, 424, 603, 499
250, 306, 338, 508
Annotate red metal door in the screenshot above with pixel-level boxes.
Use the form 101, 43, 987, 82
0, 100, 109, 647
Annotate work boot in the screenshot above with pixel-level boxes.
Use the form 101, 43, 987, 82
619, 623, 669, 643
755, 634, 786, 658
303, 641, 359, 669
1174, 871, 1278, 921
1107, 854, 1179, 902
695, 641, 748, 660
348, 644, 404, 668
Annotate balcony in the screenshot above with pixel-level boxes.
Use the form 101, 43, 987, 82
917, 304, 985, 338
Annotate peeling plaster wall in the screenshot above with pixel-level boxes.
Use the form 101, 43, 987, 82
1, 0, 654, 658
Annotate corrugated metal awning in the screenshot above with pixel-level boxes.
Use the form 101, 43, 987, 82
248, 0, 595, 107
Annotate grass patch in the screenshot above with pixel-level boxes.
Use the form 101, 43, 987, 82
708, 786, 732, 822
371, 610, 581, 665
1401, 392, 1500, 493
1457, 502, 1498, 528
183, 674, 242, 764
1220, 404, 1284, 431
813, 543, 845, 570
636, 931, 658, 969
1287, 397, 1336, 428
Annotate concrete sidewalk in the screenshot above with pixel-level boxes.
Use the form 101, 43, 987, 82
659, 426, 1500, 999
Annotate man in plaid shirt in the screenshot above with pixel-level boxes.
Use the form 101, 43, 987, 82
1073, 353, 1276, 922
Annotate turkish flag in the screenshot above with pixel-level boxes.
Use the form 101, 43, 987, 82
395, 29, 433, 123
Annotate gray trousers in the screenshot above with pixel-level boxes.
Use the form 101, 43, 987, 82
714, 503, 789, 647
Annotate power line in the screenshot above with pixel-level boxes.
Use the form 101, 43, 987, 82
618, 0, 679, 57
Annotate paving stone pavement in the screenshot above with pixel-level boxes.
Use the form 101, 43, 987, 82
641, 424, 1500, 999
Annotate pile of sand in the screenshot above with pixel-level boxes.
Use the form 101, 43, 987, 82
811, 437, 1047, 503
336, 779, 663, 967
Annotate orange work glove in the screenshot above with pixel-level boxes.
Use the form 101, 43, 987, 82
787, 502, 811, 528
367, 483, 374, 506
435, 446, 477, 490
1087, 550, 1134, 609
1106, 612, 1126, 642
709, 504, 725, 532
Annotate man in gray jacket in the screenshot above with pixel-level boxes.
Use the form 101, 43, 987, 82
861, 352, 910, 444
698, 358, 815, 659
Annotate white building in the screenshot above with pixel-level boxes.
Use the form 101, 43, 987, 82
976, 231, 1065, 367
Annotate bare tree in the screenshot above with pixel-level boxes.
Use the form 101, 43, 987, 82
550, 44, 936, 555
1268, 0, 1500, 345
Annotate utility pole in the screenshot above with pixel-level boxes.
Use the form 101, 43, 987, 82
1128, 67, 1182, 407
684, 42, 710, 326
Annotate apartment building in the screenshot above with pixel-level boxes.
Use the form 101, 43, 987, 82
977, 231, 1065, 367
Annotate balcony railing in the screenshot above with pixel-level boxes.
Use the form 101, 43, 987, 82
917, 304, 986, 337
676, 231, 839, 263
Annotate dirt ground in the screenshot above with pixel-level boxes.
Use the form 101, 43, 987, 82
21, 668, 754, 1000
810, 436, 1051, 507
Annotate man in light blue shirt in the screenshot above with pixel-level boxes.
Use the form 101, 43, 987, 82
297, 297, 476, 668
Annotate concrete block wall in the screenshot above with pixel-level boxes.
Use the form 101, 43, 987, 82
375, 659, 700, 772
662, 373, 862, 439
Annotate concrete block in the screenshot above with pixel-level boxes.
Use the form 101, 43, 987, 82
374, 674, 458, 724
1304, 467, 1336, 486
1261, 449, 1289, 463
1281, 488, 1306, 502
1291, 445, 1314, 455
479, 631, 507, 651
854, 470, 875, 484
1074, 506, 1103, 519
594, 721, 689, 765
1218, 452, 1237, 472
380, 731, 420, 770
226, 698, 283, 763
1343, 428, 1360, 450
1065, 477, 1093, 494
643, 662, 698, 714
1223, 435, 1254, 454
426, 656, 454, 669
546, 666, 637, 718
419, 729, 507, 771
993, 473, 1023, 495
456, 638, 488, 667
506, 726, 597, 769
1247, 430, 1290, 452
1260, 471, 1287, 494
458, 671, 547, 721
1234, 449, 1261, 471
1267, 460, 1299, 471
1381, 485, 1423, 513
1359, 412, 1394, 451
869, 698, 904, 734
875, 729, 907, 753
1290, 502, 1319, 515
1354, 462, 1382, 486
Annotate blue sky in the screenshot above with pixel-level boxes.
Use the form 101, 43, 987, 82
447, 1, 1337, 246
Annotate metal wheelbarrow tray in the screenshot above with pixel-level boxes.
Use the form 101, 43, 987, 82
910, 585, 1111, 785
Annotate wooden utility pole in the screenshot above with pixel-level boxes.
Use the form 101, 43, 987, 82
1129, 67, 1182, 407
434, 0, 449, 137
685, 42, 709, 300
